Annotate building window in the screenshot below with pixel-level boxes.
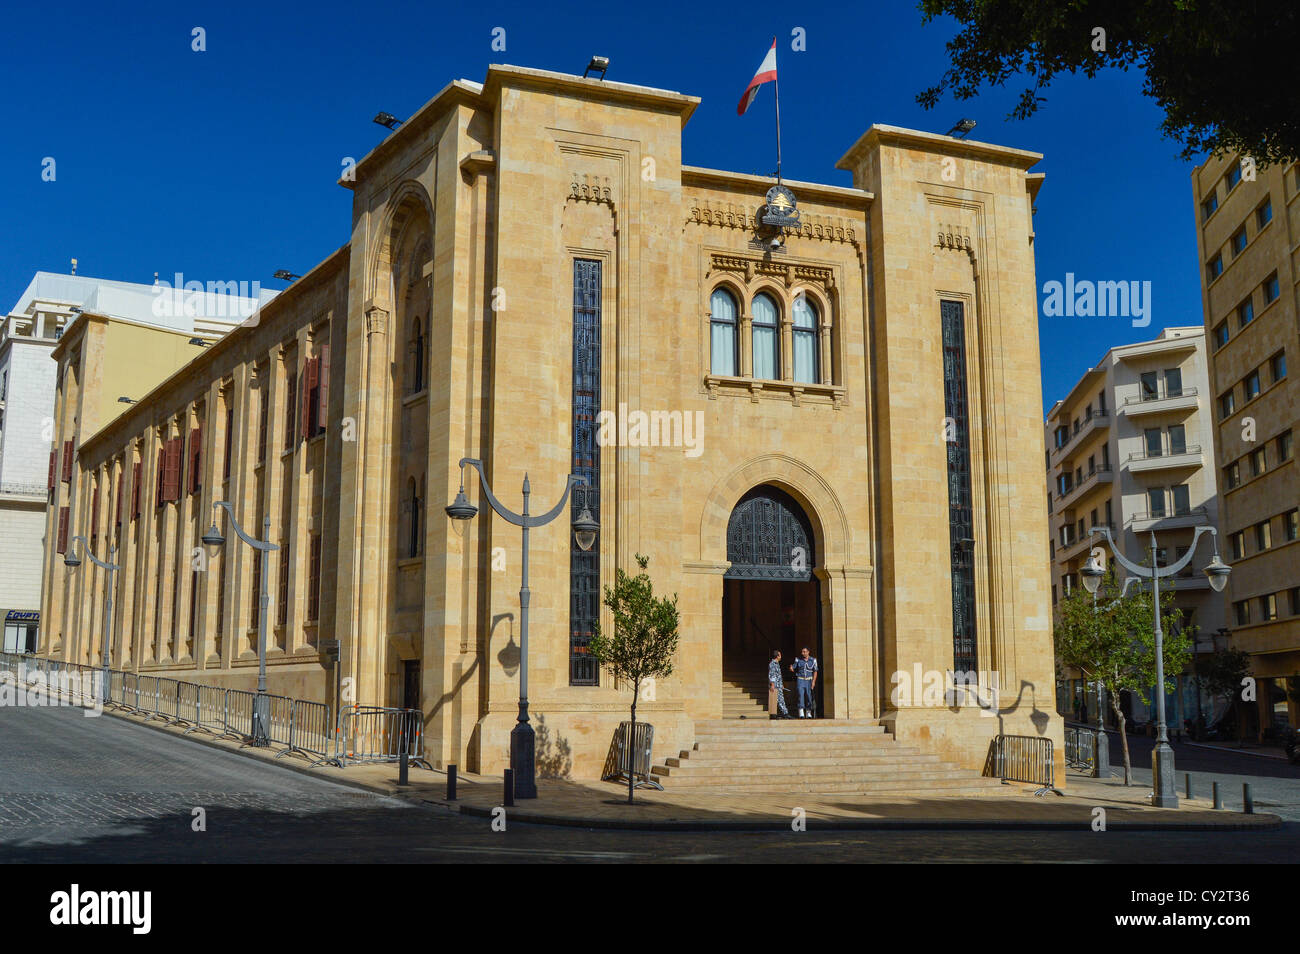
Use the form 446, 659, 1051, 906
1250, 447, 1267, 476
1201, 193, 1218, 220
283, 368, 297, 451
1226, 162, 1242, 191
1168, 424, 1186, 455
792, 295, 820, 384
1225, 460, 1240, 489
570, 259, 602, 686
1213, 321, 1229, 349
1140, 370, 1159, 401
1233, 599, 1251, 626
308, 535, 322, 621
1171, 484, 1190, 515
1277, 430, 1293, 462
257, 367, 269, 464
1164, 367, 1183, 397
1230, 531, 1245, 561
1255, 519, 1272, 551
1263, 272, 1280, 304
751, 292, 780, 381
215, 556, 226, 645
1230, 227, 1247, 257
940, 300, 976, 674
277, 543, 289, 627
1261, 593, 1279, 622
1269, 351, 1287, 384
1148, 487, 1166, 518
1144, 427, 1162, 457
189, 426, 202, 494
405, 477, 422, 559
709, 287, 739, 376
1207, 255, 1223, 282
223, 403, 234, 480
1257, 199, 1273, 228
1290, 587, 1300, 617
408, 316, 425, 394
1238, 299, 1254, 329
1244, 369, 1261, 401
1219, 389, 1236, 419
250, 556, 261, 629
1283, 508, 1298, 543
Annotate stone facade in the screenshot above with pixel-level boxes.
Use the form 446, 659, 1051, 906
40, 65, 1061, 780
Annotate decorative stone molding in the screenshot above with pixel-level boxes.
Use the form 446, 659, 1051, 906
709, 253, 836, 293
569, 172, 614, 208
365, 306, 388, 337
936, 223, 974, 254
687, 197, 859, 246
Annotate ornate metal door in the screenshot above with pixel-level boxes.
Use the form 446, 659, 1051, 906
725, 486, 814, 582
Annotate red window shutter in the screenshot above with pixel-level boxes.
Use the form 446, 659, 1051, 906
56, 506, 69, 554
61, 441, 73, 482
189, 426, 202, 494
115, 471, 123, 524
164, 438, 182, 501
317, 346, 330, 436
132, 462, 142, 518
48, 451, 56, 490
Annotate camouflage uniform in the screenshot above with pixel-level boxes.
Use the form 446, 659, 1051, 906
768, 658, 789, 717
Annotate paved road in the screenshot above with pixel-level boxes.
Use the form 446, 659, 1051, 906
3, 705, 1299, 863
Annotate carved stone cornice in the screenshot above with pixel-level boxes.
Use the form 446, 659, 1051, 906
935, 222, 978, 276
687, 196, 859, 246
568, 172, 614, 209
708, 253, 836, 293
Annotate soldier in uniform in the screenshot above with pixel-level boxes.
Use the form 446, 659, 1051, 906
790, 646, 819, 718
768, 650, 789, 719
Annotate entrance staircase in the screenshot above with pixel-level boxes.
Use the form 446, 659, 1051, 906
722, 655, 770, 719
650, 720, 1003, 795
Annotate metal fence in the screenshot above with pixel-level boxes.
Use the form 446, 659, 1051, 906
328, 706, 431, 769
1064, 725, 1097, 771
601, 721, 663, 790
983, 734, 1062, 796
279, 699, 334, 763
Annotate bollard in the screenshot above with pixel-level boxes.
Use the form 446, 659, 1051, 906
398, 749, 409, 786
504, 768, 515, 807
1212, 781, 1221, 810
1185, 773, 1192, 800
447, 764, 458, 800
1243, 783, 1253, 814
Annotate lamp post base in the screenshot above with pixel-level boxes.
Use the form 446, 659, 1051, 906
1151, 741, 1179, 808
251, 692, 271, 748
1093, 726, 1110, 779
510, 721, 537, 799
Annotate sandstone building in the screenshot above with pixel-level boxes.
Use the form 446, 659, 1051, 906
40, 64, 1059, 779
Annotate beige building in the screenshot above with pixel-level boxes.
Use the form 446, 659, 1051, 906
40, 64, 1059, 782
1192, 154, 1300, 735
1045, 326, 1226, 728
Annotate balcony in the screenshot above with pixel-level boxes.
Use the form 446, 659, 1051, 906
1125, 445, 1204, 474
1122, 385, 1199, 417
1057, 522, 1116, 561
1127, 505, 1209, 533
1055, 467, 1114, 510
1051, 408, 1111, 460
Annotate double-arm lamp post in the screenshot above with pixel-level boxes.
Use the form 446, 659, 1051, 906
445, 458, 598, 799
202, 501, 277, 746
1080, 525, 1230, 807
63, 535, 119, 704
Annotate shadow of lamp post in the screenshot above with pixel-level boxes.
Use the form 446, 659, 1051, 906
1081, 525, 1230, 807
202, 501, 278, 746
445, 457, 598, 799
63, 535, 119, 705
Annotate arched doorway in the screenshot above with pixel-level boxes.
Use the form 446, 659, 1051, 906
722, 485, 823, 717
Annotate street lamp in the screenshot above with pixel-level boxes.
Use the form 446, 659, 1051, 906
1083, 525, 1230, 807
202, 501, 278, 746
445, 458, 598, 799
64, 535, 120, 704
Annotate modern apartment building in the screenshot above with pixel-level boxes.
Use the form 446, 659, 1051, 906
1, 272, 268, 651
1047, 327, 1225, 729
1192, 154, 1300, 736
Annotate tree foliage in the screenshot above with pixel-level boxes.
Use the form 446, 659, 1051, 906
917, 0, 1300, 164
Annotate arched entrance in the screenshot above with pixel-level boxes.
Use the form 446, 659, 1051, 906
722, 485, 823, 717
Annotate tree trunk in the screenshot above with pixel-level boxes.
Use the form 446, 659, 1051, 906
1112, 693, 1131, 785
628, 686, 639, 805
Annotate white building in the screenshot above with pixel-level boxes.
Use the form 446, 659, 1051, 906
0, 272, 273, 651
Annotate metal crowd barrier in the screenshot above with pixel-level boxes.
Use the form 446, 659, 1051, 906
277, 699, 334, 763
601, 721, 663, 790
984, 734, 1062, 796
1064, 725, 1097, 771
329, 706, 431, 769
222, 688, 255, 741
191, 685, 226, 736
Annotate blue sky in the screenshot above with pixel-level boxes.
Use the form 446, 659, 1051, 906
0, 0, 1205, 415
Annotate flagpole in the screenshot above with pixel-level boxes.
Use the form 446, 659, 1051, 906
772, 36, 782, 183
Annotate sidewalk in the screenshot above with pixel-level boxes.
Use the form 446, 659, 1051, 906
95, 702, 1281, 832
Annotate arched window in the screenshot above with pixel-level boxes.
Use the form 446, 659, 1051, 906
792, 295, 820, 384
408, 317, 425, 394
752, 292, 780, 380
709, 287, 739, 376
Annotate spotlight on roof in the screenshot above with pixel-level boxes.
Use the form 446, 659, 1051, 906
273, 270, 300, 282
372, 111, 403, 130
945, 118, 977, 139
70, 306, 83, 314
188, 337, 208, 347
117, 396, 136, 404
583, 56, 610, 80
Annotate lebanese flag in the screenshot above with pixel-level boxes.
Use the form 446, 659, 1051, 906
737, 40, 777, 116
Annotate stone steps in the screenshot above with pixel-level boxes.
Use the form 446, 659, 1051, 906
660, 752, 941, 771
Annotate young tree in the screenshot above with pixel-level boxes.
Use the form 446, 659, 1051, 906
917, 1, 1300, 164
588, 553, 680, 804
1054, 570, 1191, 784
1194, 647, 1252, 746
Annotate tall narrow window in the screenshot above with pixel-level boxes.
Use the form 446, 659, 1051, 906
250, 555, 261, 629
792, 295, 820, 383
283, 369, 297, 451
941, 301, 976, 674
751, 293, 779, 380
308, 534, 322, 621
570, 260, 602, 686
257, 370, 269, 463
406, 477, 421, 559
409, 317, 425, 393
223, 403, 234, 479
709, 288, 738, 376
277, 542, 289, 626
